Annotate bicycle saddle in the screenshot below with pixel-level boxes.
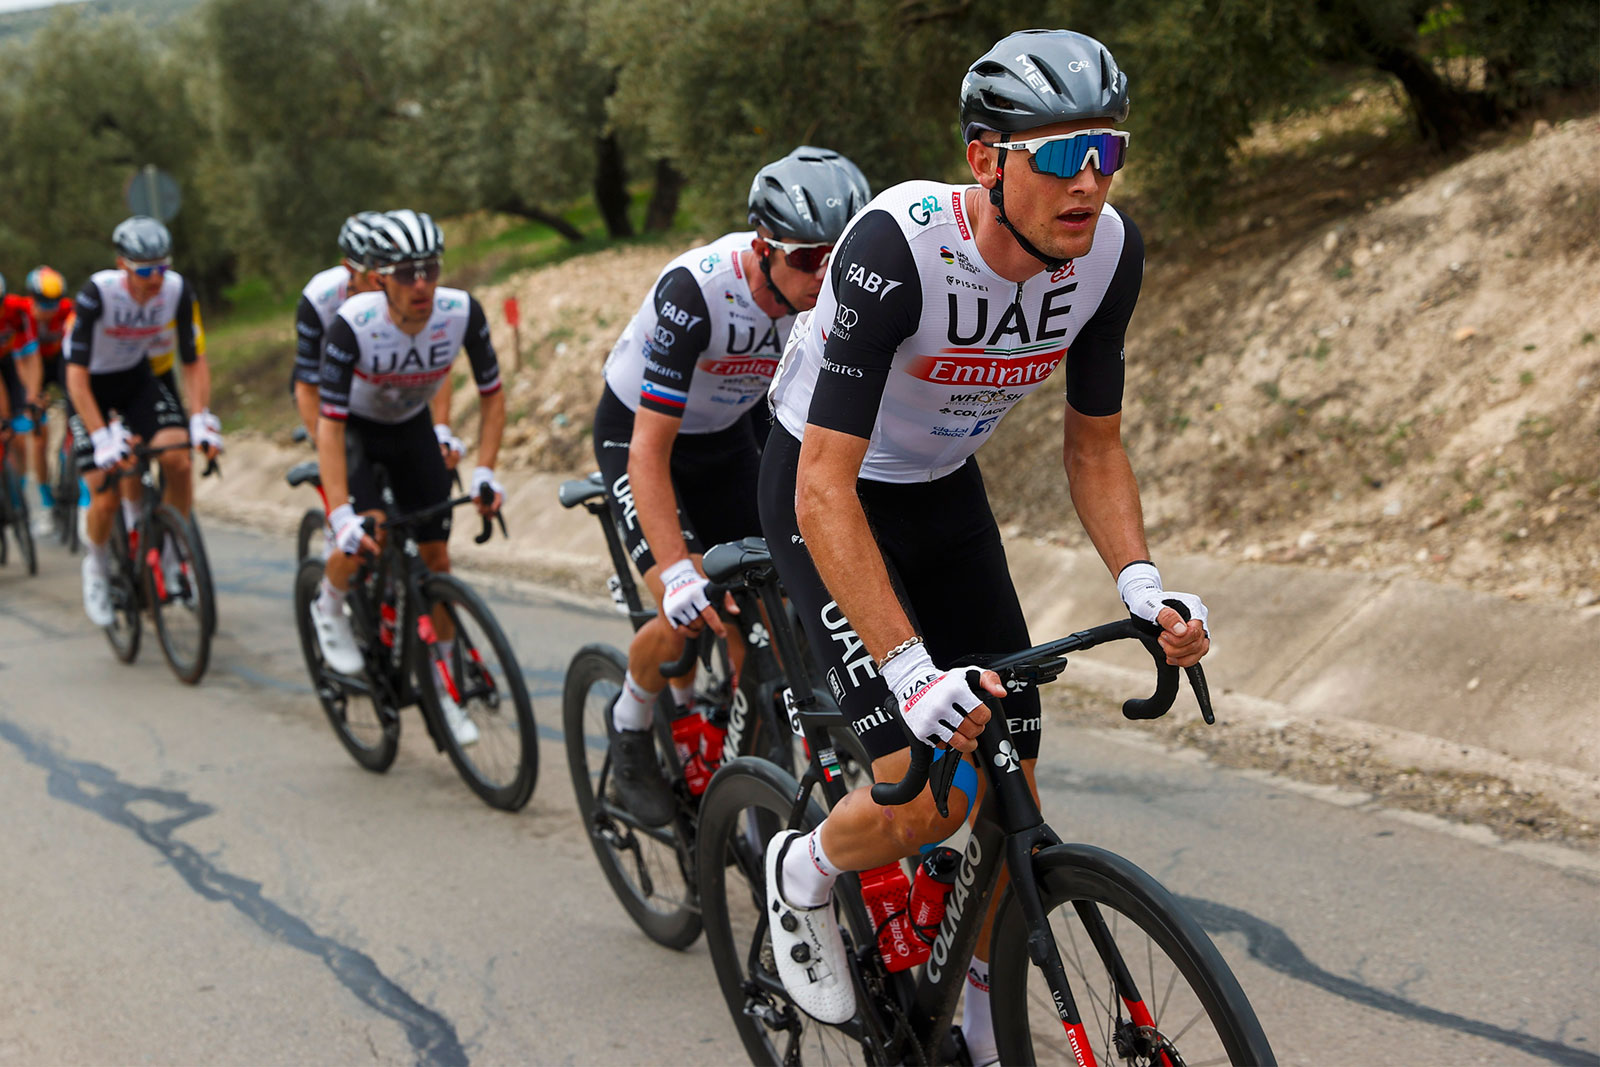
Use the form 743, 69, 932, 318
702, 536, 772, 585
286, 460, 321, 488
558, 471, 607, 509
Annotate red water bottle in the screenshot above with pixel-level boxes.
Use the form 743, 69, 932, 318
859, 863, 929, 972
907, 846, 962, 942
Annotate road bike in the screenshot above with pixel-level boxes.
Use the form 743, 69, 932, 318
49, 404, 83, 553
0, 423, 38, 576
98, 442, 219, 685
694, 537, 1277, 1066
557, 473, 868, 949
290, 462, 539, 811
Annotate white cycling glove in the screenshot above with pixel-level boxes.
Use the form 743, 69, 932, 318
1116, 561, 1209, 633
90, 423, 131, 470
882, 644, 984, 747
659, 558, 712, 630
470, 465, 502, 504
189, 409, 224, 453
433, 422, 464, 458
326, 503, 368, 557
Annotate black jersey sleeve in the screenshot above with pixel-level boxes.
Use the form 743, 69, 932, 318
319, 316, 358, 421
463, 297, 502, 396
174, 277, 199, 365
1064, 214, 1143, 418
67, 280, 103, 368
293, 295, 325, 385
806, 210, 923, 439
637, 266, 712, 418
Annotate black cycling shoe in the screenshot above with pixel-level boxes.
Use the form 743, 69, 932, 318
607, 714, 677, 828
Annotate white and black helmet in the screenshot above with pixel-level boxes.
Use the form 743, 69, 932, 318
112, 215, 173, 261
747, 148, 872, 246
959, 29, 1129, 141
366, 209, 444, 266
337, 211, 387, 266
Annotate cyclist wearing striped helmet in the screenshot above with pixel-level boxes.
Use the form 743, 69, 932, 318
308, 209, 506, 748
290, 211, 386, 436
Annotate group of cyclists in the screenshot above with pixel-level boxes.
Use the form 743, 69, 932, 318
4, 26, 1216, 1063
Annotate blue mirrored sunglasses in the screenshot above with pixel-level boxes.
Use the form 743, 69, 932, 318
994, 129, 1130, 179
129, 260, 171, 279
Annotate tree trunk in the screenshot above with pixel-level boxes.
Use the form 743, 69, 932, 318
593, 131, 634, 239
644, 159, 684, 232
494, 197, 585, 243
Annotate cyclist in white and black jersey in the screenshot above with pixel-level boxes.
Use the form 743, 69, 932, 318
68, 216, 222, 626
310, 209, 506, 747
289, 211, 386, 436
594, 147, 869, 826
757, 32, 1212, 1050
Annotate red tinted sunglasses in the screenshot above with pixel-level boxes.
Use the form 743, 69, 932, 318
767, 238, 833, 273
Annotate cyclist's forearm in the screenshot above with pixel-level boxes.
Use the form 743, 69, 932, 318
65, 364, 105, 433
795, 430, 914, 662
475, 387, 505, 470
430, 374, 452, 427
628, 416, 690, 571
1063, 409, 1151, 575
316, 418, 352, 510
182, 357, 211, 413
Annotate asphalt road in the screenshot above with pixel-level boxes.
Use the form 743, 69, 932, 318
1, 523, 1595, 1066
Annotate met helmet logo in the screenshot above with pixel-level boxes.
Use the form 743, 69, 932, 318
1016, 53, 1055, 95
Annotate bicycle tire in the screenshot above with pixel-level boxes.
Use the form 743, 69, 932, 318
563, 643, 701, 949
296, 507, 325, 563
414, 572, 538, 811
12, 475, 36, 576
104, 508, 141, 664
187, 512, 218, 638
696, 757, 873, 1066
990, 843, 1277, 1067
293, 557, 399, 772
146, 505, 214, 684
54, 443, 80, 551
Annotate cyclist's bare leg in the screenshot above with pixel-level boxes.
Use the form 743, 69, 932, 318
83, 467, 117, 545
152, 426, 192, 517
28, 423, 48, 488
814, 747, 975, 870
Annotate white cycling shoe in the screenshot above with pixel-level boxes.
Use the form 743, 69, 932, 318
437, 688, 480, 747
765, 830, 857, 1025
82, 556, 114, 627
311, 596, 365, 675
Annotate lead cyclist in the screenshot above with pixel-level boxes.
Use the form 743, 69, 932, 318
755, 30, 1212, 1062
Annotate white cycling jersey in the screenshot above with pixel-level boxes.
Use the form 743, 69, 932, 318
602, 230, 794, 434
68, 268, 199, 375
292, 264, 353, 386
769, 180, 1141, 483
318, 287, 501, 425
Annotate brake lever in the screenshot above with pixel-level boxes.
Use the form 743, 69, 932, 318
929, 748, 961, 819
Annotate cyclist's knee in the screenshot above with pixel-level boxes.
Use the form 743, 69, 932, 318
418, 540, 449, 572
877, 787, 968, 851
160, 449, 192, 480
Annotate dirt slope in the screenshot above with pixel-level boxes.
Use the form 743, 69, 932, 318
450, 115, 1599, 607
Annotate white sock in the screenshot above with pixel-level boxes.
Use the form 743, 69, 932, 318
317, 576, 346, 615
669, 681, 694, 708
612, 671, 655, 731
780, 827, 842, 908
962, 960, 996, 1066
121, 498, 139, 529
88, 539, 110, 571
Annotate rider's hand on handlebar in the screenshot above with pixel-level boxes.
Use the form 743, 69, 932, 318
658, 558, 733, 638
434, 423, 465, 470
189, 410, 224, 459
1117, 561, 1211, 668
469, 465, 503, 516
327, 503, 379, 559
90, 422, 134, 471
882, 644, 1002, 754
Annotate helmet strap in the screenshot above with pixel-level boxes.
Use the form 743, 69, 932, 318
757, 252, 800, 316
987, 148, 1070, 273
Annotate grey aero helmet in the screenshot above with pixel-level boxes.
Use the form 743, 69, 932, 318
747, 147, 871, 245
337, 211, 388, 267
366, 209, 445, 266
112, 215, 173, 262
959, 28, 1129, 142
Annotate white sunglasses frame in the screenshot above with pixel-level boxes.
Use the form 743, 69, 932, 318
991, 128, 1131, 175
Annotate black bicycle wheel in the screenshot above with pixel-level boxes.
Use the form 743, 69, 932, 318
296, 507, 325, 562
146, 505, 214, 684
990, 843, 1277, 1066
413, 572, 538, 811
11, 475, 36, 576
563, 643, 702, 949
697, 757, 876, 1066
54, 444, 80, 551
293, 557, 399, 772
104, 508, 141, 664
187, 511, 218, 638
